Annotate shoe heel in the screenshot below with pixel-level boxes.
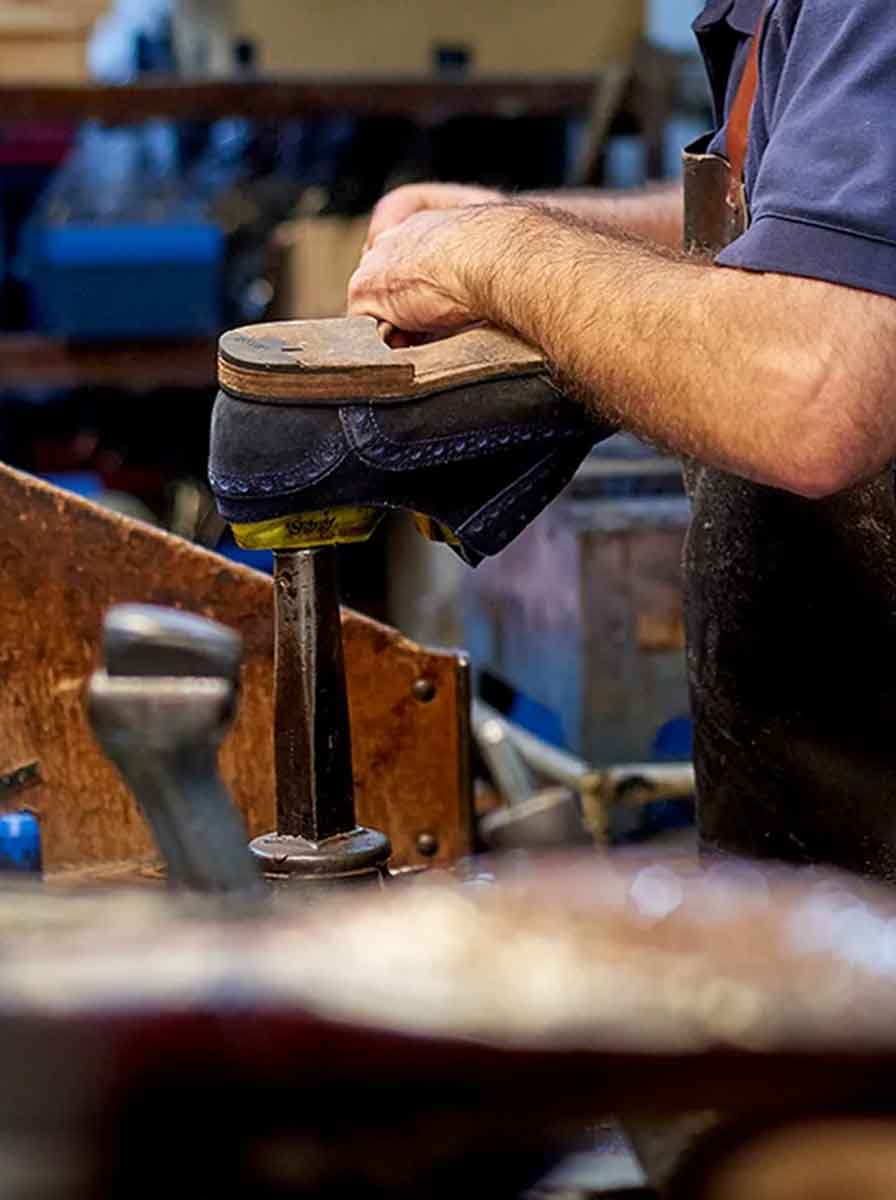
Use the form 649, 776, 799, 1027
412, 513, 461, 546
232, 507, 384, 550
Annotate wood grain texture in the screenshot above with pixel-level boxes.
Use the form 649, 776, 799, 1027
218, 317, 544, 403
0, 464, 471, 871
392, 326, 544, 393
0, 334, 216, 392
0, 76, 597, 123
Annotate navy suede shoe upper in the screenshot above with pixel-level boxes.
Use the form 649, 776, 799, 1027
210, 321, 614, 565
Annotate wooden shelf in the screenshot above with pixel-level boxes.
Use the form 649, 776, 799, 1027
0, 75, 598, 389
0, 75, 596, 123
0, 334, 217, 391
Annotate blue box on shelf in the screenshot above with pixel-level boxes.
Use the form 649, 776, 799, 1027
27, 218, 223, 340
0, 812, 42, 874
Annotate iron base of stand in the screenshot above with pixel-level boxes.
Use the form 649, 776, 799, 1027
249, 826, 392, 884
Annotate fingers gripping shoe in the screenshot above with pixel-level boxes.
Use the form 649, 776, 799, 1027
209, 318, 613, 566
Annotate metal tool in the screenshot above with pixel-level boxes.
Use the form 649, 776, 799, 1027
473, 704, 592, 851
473, 700, 695, 844
479, 786, 593, 852
474, 709, 537, 809
88, 604, 265, 897
248, 548, 392, 884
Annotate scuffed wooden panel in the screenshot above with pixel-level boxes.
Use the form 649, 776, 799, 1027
0, 464, 471, 870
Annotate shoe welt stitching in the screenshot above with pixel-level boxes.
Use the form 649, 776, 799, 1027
209, 440, 351, 496
363, 401, 590, 450
457, 442, 591, 541
344, 404, 587, 470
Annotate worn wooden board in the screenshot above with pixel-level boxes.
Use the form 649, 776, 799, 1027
0, 464, 472, 871
218, 316, 544, 403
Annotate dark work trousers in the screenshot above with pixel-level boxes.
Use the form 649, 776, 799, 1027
682, 141, 896, 882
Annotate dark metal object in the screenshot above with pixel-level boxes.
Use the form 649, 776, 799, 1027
105, 604, 241, 686
88, 606, 265, 897
271, 550, 354, 841
416, 832, 439, 858
250, 826, 392, 880
412, 678, 437, 703
0, 761, 40, 799
249, 549, 391, 882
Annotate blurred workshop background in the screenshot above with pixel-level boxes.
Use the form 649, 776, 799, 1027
0, 0, 707, 817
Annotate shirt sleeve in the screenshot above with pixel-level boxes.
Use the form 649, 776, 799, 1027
716, 0, 896, 301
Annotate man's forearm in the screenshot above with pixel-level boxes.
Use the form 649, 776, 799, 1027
519, 182, 684, 249
463, 204, 896, 497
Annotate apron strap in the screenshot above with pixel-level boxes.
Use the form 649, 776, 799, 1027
726, 3, 769, 206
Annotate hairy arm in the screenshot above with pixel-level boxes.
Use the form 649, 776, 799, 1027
519, 182, 684, 248
349, 203, 896, 498
366, 181, 684, 250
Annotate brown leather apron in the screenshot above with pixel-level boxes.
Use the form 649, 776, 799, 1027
682, 15, 896, 882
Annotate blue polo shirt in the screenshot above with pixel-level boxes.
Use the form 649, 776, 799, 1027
695, 0, 896, 299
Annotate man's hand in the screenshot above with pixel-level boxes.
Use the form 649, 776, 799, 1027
366, 180, 686, 251
349, 205, 498, 336
352, 192, 896, 500
365, 182, 503, 249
